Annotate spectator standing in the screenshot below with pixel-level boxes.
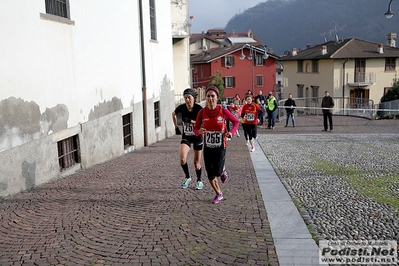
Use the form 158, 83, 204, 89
266, 92, 278, 129
255, 90, 267, 103
193, 87, 239, 204
233, 94, 241, 106
258, 99, 266, 127
284, 93, 296, 127
321, 91, 334, 132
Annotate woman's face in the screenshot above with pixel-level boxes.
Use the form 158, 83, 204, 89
206, 91, 218, 107
184, 94, 194, 107
246, 97, 252, 104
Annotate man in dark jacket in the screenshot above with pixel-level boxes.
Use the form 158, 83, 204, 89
284, 93, 296, 127
321, 91, 334, 132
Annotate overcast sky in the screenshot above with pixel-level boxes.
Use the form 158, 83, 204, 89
188, 0, 266, 34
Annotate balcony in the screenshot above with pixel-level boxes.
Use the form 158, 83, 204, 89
347, 72, 376, 87
172, 21, 190, 40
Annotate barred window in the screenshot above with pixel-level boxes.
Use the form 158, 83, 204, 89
58, 135, 79, 172
122, 113, 132, 148
154, 101, 160, 127
45, 0, 70, 19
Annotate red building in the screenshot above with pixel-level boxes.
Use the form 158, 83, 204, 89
190, 29, 279, 102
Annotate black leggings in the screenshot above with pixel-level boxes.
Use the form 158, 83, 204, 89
203, 147, 226, 181
244, 124, 257, 140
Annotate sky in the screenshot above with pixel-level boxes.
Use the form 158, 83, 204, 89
188, 0, 266, 34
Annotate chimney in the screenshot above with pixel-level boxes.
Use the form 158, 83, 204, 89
387, 33, 397, 48
292, 48, 297, 56
321, 45, 327, 55
378, 44, 384, 54
247, 29, 252, 37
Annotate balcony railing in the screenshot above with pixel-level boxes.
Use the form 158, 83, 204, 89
278, 97, 376, 119
347, 72, 376, 86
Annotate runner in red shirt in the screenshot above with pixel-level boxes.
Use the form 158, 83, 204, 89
194, 86, 239, 204
241, 94, 262, 152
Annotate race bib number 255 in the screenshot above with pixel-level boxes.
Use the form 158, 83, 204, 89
205, 131, 223, 148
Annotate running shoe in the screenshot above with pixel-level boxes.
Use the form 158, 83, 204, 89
251, 146, 255, 152
181, 177, 191, 189
236, 132, 240, 137
212, 193, 224, 204
245, 140, 249, 146
220, 169, 228, 183
195, 181, 204, 190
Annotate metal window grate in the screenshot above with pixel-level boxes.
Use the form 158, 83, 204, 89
122, 113, 132, 147
154, 101, 160, 127
45, 0, 68, 18
57, 135, 79, 171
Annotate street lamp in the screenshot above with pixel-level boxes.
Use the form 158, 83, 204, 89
385, 0, 394, 18
239, 44, 269, 93
239, 44, 268, 60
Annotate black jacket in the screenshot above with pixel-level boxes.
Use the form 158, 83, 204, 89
284, 98, 296, 114
321, 96, 334, 113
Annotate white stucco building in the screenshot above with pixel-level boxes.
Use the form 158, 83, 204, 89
171, 0, 191, 103
0, 0, 178, 197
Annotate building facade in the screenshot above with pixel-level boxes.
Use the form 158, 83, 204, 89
0, 0, 178, 198
171, 0, 191, 103
190, 29, 279, 102
281, 36, 399, 112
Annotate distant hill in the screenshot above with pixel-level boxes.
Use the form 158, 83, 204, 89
224, 0, 398, 56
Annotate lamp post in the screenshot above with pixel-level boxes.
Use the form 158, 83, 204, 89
239, 44, 269, 94
385, 0, 394, 18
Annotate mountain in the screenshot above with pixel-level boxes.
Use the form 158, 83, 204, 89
224, 0, 398, 56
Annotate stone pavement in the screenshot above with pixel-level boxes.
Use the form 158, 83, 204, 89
1, 115, 398, 266
0, 132, 279, 265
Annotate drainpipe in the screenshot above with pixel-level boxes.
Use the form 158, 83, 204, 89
343, 59, 349, 115
138, 0, 148, 146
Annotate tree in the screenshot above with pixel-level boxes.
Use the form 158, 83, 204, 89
380, 76, 399, 103
208, 70, 225, 102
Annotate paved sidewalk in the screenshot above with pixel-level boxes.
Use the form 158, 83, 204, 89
0, 134, 279, 265
252, 141, 319, 266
